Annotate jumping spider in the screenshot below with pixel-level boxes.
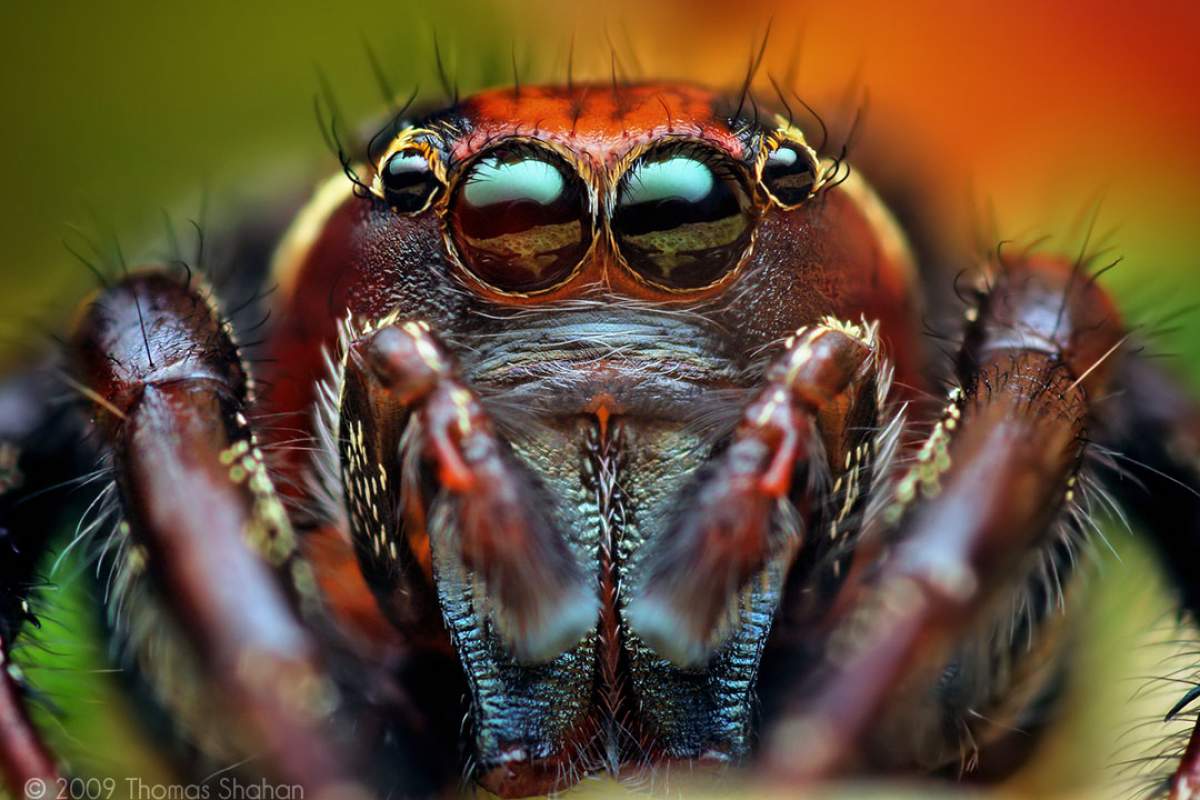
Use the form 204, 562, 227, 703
2, 80, 1199, 799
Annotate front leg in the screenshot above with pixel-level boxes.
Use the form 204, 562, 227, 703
65, 272, 366, 795
760, 256, 1124, 782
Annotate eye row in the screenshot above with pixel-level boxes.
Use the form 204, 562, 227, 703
375, 135, 821, 295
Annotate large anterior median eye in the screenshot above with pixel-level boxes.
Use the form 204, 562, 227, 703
449, 145, 593, 293
612, 144, 754, 290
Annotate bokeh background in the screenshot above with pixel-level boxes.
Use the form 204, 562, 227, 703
1, 1, 1199, 798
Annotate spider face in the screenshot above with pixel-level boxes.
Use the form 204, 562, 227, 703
261, 83, 926, 793
269, 83, 923, 440
4, 76, 1197, 800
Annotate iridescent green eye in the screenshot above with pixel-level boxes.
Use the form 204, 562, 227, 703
761, 143, 820, 207
449, 145, 593, 293
612, 145, 754, 290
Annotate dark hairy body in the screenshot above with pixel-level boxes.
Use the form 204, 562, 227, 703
2, 81, 1200, 800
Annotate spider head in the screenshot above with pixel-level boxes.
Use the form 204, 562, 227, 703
268, 82, 921, 794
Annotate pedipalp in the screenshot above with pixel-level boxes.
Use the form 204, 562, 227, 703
338, 316, 599, 665
627, 319, 885, 667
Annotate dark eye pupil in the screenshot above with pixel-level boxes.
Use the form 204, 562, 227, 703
612, 151, 754, 290
381, 151, 438, 212
450, 149, 592, 293
762, 146, 817, 206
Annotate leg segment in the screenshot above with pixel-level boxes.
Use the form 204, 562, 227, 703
0, 645, 57, 798
68, 272, 365, 796
760, 256, 1124, 782
1100, 356, 1200, 798
1, 367, 97, 795
626, 320, 885, 667
339, 318, 598, 664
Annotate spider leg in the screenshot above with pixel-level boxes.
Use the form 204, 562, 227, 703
338, 318, 598, 664
759, 255, 1124, 782
1099, 356, 1200, 797
0, 646, 58, 797
626, 319, 885, 667
66, 271, 368, 796
1, 366, 98, 794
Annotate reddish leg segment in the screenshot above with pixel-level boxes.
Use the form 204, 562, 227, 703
69, 273, 366, 797
761, 256, 1124, 782
0, 372, 74, 797
0, 638, 58, 798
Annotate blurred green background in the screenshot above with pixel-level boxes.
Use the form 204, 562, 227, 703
2, 2, 1199, 798
0, 1, 515, 335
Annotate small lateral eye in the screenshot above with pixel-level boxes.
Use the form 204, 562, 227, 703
449, 145, 593, 294
760, 143, 820, 208
612, 145, 754, 290
380, 149, 440, 213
